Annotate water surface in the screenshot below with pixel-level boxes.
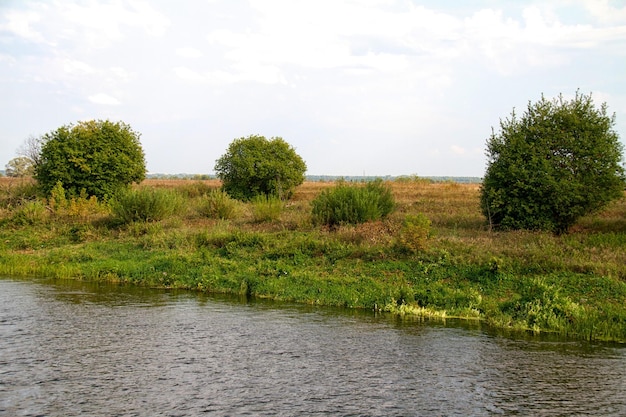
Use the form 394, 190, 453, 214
1, 277, 625, 416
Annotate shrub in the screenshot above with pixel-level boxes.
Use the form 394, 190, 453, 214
251, 194, 284, 222
35, 120, 146, 200
197, 189, 240, 220
110, 188, 183, 223
394, 213, 431, 254
11, 200, 48, 226
481, 91, 625, 233
214, 135, 307, 200
311, 179, 395, 227
45, 181, 107, 219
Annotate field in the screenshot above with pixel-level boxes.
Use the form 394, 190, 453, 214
1, 176, 626, 342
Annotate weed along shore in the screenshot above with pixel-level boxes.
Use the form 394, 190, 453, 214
1, 177, 626, 342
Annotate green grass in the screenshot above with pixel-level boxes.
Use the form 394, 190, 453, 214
1, 177, 625, 342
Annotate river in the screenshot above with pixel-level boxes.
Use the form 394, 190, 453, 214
1, 276, 625, 416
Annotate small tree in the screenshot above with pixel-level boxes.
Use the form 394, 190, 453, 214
481, 91, 625, 233
34, 120, 146, 200
214, 135, 307, 200
5, 156, 35, 177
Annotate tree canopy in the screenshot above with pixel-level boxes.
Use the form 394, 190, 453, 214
214, 135, 307, 200
5, 156, 35, 177
480, 91, 625, 233
34, 120, 146, 200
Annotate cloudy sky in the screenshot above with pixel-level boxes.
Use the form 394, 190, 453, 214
1, 0, 625, 177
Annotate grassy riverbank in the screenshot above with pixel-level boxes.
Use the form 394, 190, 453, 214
1, 177, 625, 342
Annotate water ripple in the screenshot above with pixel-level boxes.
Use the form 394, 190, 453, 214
1, 277, 625, 416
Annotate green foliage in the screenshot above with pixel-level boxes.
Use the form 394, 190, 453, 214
5, 156, 35, 177
197, 189, 240, 220
110, 187, 183, 223
481, 91, 625, 233
251, 194, 284, 222
48, 181, 67, 212
395, 213, 431, 254
34, 120, 146, 200
11, 200, 48, 226
214, 134, 307, 200
311, 179, 395, 227
502, 278, 583, 332
46, 182, 106, 219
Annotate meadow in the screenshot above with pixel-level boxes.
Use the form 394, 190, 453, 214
1, 176, 625, 342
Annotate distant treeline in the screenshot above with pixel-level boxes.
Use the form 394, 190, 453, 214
144, 173, 483, 183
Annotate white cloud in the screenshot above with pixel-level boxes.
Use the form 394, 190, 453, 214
173, 66, 206, 83
88, 93, 120, 105
109, 67, 133, 82
176, 46, 203, 58
53, 0, 170, 47
580, 0, 626, 24
0, 9, 48, 44
62, 59, 94, 75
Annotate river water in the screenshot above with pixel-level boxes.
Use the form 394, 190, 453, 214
1, 277, 625, 416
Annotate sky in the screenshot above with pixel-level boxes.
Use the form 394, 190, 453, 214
1, 0, 625, 177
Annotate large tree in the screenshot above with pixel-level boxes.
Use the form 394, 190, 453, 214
34, 120, 146, 200
481, 91, 625, 234
215, 135, 307, 200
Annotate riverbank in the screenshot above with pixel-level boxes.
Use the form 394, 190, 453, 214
1, 177, 625, 342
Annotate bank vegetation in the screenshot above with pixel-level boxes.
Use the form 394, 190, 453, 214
1, 177, 625, 342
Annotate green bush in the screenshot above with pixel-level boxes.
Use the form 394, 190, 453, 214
481, 91, 625, 233
197, 189, 240, 220
11, 200, 48, 226
214, 135, 307, 200
35, 120, 146, 200
251, 194, 284, 222
110, 188, 183, 223
311, 179, 395, 227
394, 213, 431, 254
46, 182, 107, 219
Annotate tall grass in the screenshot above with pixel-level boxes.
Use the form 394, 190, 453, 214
197, 189, 240, 220
251, 194, 284, 222
110, 187, 183, 223
311, 179, 395, 227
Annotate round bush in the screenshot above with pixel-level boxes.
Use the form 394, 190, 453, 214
214, 135, 307, 201
35, 120, 146, 200
481, 91, 625, 233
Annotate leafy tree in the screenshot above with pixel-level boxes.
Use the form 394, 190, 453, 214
214, 135, 307, 200
34, 120, 146, 200
481, 91, 625, 234
5, 156, 35, 177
